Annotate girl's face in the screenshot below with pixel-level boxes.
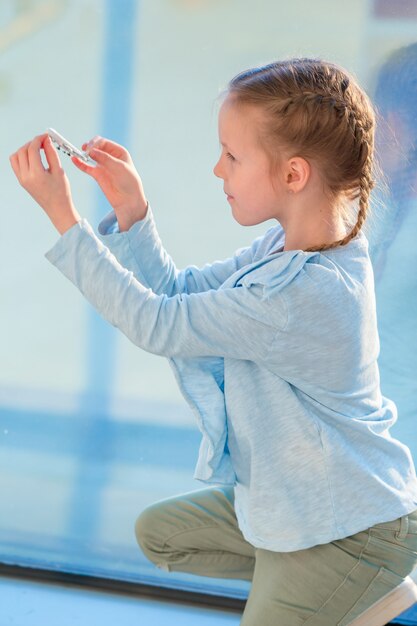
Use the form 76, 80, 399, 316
213, 96, 285, 225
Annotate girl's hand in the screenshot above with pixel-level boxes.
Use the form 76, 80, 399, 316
73, 137, 148, 232
10, 133, 81, 235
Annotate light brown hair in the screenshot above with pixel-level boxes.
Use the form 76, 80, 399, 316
222, 58, 378, 252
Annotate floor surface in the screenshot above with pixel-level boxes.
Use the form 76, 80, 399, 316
0, 576, 242, 626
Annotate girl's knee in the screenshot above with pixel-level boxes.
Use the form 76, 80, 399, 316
135, 508, 162, 558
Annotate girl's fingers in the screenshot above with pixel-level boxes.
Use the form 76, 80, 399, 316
28, 134, 49, 173
25, 133, 59, 175
88, 147, 120, 169
41, 134, 62, 172
16, 142, 30, 178
82, 138, 99, 152
71, 156, 99, 179
84, 135, 101, 153
85, 137, 130, 162
10, 133, 63, 185
9, 151, 21, 180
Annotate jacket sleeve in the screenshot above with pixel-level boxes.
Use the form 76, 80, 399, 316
96, 203, 273, 295
45, 218, 286, 361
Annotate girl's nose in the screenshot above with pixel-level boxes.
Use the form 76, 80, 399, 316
213, 158, 223, 179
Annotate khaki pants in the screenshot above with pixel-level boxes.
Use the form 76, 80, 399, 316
134, 486, 417, 625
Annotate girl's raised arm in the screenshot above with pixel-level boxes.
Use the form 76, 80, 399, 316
96, 203, 278, 296
45, 219, 286, 361
10, 133, 284, 360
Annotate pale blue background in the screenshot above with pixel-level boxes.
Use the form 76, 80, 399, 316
0, 0, 416, 623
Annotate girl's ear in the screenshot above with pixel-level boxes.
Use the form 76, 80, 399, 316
285, 156, 310, 193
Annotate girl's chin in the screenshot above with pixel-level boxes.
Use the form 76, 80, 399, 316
232, 213, 255, 227
230, 203, 264, 226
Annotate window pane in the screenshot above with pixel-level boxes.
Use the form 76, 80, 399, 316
1, 0, 416, 619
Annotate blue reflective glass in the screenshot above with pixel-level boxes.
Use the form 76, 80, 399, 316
1, 0, 416, 622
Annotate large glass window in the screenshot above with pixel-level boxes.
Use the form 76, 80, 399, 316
1, 0, 416, 620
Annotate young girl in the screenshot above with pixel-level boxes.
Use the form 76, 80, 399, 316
10, 57, 417, 625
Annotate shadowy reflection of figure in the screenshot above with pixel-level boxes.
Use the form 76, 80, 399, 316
368, 42, 417, 462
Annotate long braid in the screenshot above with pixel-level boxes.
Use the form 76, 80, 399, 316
304, 153, 375, 253
300, 88, 375, 252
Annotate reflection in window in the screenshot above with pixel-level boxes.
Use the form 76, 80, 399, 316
368, 42, 417, 468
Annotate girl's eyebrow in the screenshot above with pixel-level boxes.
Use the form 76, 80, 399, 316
220, 142, 238, 154
219, 140, 240, 156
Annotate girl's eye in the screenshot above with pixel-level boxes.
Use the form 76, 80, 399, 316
226, 152, 236, 161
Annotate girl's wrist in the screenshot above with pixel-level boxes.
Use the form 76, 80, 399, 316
116, 199, 149, 232
52, 204, 82, 235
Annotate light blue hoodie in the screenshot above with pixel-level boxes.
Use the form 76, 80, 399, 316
45, 203, 417, 552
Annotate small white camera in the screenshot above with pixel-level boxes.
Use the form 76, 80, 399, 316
46, 128, 94, 164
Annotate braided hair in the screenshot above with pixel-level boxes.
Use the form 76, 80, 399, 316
223, 58, 377, 253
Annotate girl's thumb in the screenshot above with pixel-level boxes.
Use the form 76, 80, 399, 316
88, 148, 119, 169
71, 156, 98, 178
